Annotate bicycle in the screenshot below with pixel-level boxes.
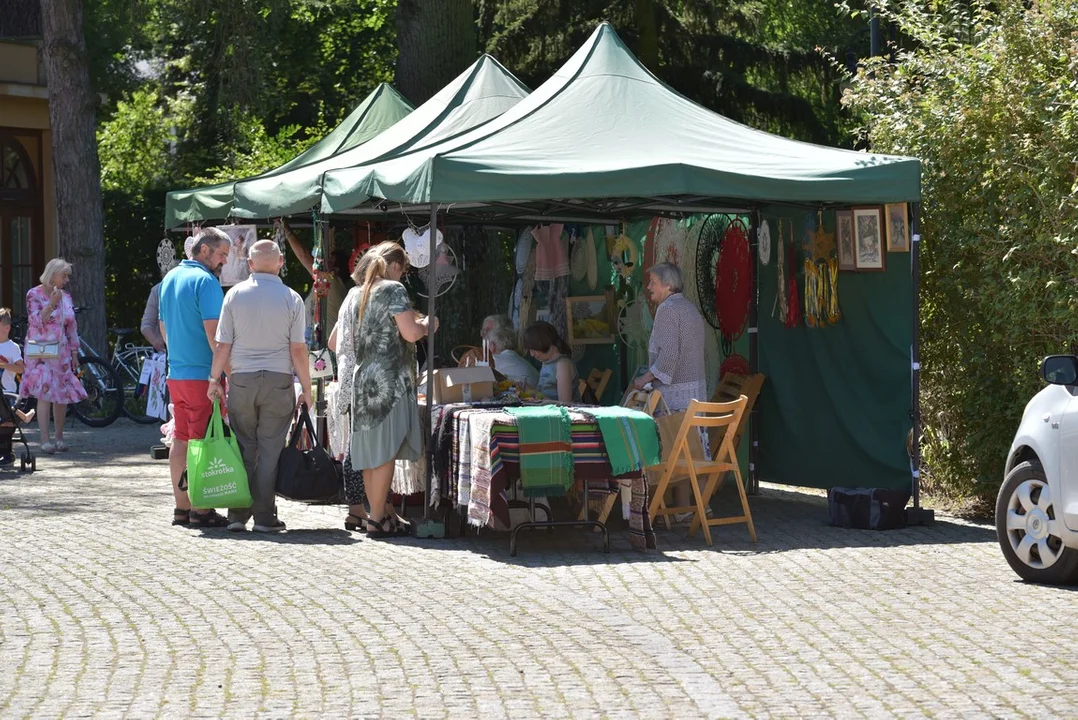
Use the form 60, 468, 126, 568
69, 308, 125, 427
107, 327, 164, 425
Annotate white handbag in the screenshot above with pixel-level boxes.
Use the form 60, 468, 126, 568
25, 339, 60, 360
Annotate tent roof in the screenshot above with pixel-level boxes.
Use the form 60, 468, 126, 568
163, 83, 413, 229
321, 23, 920, 219
228, 55, 529, 220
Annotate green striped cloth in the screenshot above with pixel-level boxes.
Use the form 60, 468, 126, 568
586, 406, 661, 476
505, 405, 574, 497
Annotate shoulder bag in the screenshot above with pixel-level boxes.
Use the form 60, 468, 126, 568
277, 404, 342, 502
26, 296, 64, 360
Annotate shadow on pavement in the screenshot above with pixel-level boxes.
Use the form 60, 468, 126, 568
195, 528, 361, 546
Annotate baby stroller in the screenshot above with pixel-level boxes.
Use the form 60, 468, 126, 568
0, 392, 35, 472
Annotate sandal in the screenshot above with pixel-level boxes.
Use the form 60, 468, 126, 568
188, 510, 230, 528
365, 516, 411, 539
41, 441, 56, 454
344, 513, 367, 533
172, 508, 190, 526
55, 440, 69, 452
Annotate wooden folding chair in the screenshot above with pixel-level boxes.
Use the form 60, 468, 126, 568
708, 372, 764, 451
646, 397, 757, 546
577, 367, 613, 403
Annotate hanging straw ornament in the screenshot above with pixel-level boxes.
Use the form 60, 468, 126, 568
827, 257, 842, 324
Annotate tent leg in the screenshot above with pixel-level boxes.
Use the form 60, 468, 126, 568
907, 202, 933, 526
414, 203, 446, 539
747, 207, 761, 496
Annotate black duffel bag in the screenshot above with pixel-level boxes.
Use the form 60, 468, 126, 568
827, 487, 910, 530
277, 404, 342, 502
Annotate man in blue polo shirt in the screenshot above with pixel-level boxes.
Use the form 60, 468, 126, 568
159, 227, 231, 529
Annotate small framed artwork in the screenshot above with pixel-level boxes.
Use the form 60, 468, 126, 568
836, 210, 856, 271
853, 206, 886, 271
885, 202, 910, 252
565, 291, 615, 345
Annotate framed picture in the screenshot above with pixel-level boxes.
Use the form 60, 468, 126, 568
885, 202, 910, 252
853, 206, 886, 271
836, 210, 855, 271
565, 292, 615, 345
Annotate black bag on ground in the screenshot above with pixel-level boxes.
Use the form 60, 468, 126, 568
277, 405, 342, 502
827, 487, 910, 530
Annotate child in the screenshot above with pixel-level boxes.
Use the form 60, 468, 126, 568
0, 308, 32, 465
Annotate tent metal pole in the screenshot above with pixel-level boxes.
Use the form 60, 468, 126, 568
747, 207, 761, 495
415, 202, 446, 538
907, 201, 933, 525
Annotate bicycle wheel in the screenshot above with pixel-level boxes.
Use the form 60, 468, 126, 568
116, 348, 160, 424
71, 355, 124, 427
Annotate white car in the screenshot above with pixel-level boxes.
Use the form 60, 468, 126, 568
998, 355, 1078, 584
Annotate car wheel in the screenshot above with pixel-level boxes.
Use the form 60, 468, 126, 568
996, 460, 1078, 585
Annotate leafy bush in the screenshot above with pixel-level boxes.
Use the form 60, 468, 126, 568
843, 0, 1078, 506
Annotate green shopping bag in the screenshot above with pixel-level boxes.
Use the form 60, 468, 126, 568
187, 399, 252, 509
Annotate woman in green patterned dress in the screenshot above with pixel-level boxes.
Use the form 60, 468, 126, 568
345, 242, 437, 537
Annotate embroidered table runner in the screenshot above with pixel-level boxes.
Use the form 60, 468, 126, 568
584, 406, 661, 476
504, 405, 574, 498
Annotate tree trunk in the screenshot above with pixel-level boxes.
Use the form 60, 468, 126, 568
395, 0, 477, 105
41, 0, 107, 356
635, 0, 659, 71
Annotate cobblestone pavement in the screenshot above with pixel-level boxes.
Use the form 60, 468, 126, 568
1, 420, 1076, 719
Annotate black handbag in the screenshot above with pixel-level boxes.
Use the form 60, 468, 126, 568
276, 405, 342, 502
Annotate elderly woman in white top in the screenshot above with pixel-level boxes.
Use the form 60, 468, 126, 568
480, 314, 539, 388
633, 263, 707, 406
633, 262, 709, 522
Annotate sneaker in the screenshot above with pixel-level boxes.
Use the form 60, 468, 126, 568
227, 520, 248, 532
0, 453, 14, 466
252, 519, 286, 533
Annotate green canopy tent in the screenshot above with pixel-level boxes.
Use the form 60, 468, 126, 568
227, 55, 529, 220
315, 23, 926, 515
163, 82, 414, 229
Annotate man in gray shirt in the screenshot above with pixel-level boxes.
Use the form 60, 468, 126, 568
208, 240, 312, 533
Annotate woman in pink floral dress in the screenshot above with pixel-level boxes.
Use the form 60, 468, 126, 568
21, 258, 87, 453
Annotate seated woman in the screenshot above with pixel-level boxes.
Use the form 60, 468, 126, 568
522, 321, 579, 403
481, 315, 539, 388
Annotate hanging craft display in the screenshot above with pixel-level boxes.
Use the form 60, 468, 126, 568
609, 227, 639, 281
616, 296, 653, 349
694, 214, 727, 330
402, 225, 439, 268
416, 241, 460, 298
584, 228, 598, 290
271, 221, 288, 277
720, 353, 750, 377
569, 229, 588, 281
157, 238, 179, 276
715, 217, 752, 342
757, 219, 772, 265
774, 223, 787, 322
785, 226, 801, 329
803, 211, 841, 327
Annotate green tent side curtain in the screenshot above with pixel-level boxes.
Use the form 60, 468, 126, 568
163, 83, 414, 229
227, 55, 529, 220
320, 23, 920, 213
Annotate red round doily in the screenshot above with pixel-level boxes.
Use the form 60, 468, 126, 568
715, 220, 752, 341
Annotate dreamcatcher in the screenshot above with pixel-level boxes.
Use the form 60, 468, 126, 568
694, 214, 726, 330
758, 219, 772, 266
415, 241, 460, 298
157, 238, 179, 276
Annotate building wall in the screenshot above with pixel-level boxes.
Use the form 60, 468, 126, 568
0, 38, 56, 267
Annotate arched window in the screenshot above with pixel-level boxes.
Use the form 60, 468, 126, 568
0, 135, 42, 314
1, 139, 35, 193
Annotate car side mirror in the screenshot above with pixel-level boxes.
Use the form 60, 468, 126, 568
1041, 355, 1078, 385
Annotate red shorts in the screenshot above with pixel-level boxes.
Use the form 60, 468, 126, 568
167, 379, 213, 442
